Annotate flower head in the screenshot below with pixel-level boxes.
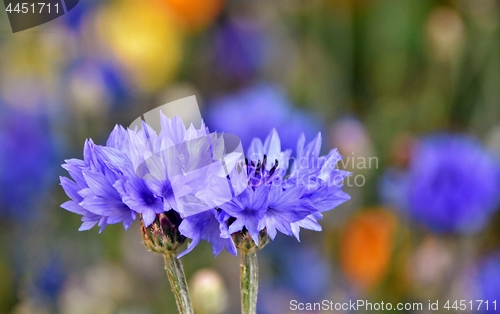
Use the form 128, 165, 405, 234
220, 129, 351, 245
61, 113, 351, 256
407, 135, 500, 233
60, 114, 214, 229
60, 113, 244, 256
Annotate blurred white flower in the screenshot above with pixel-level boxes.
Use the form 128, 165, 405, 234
190, 269, 228, 314
58, 263, 132, 314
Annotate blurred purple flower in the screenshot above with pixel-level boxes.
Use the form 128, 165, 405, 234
259, 238, 334, 314
213, 18, 267, 81
283, 247, 332, 300
475, 253, 500, 313
0, 107, 59, 219
33, 258, 67, 302
407, 135, 500, 233
64, 58, 131, 109
205, 83, 321, 151
62, 0, 94, 31
379, 167, 410, 213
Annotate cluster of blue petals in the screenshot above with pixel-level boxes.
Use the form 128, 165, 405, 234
60, 113, 350, 256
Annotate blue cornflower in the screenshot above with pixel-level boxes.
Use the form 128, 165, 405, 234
407, 135, 500, 233
60, 113, 242, 256
61, 113, 350, 256
220, 129, 351, 243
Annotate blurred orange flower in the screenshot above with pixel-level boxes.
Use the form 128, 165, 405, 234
339, 208, 398, 291
155, 0, 225, 31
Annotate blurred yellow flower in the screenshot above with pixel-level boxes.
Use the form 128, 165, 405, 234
95, 1, 183, 93
425, 7, 465, 64
339, 208, 398, 291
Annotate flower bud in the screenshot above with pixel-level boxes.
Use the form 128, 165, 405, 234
141, 210, 186, 254
232, 229, 270, 253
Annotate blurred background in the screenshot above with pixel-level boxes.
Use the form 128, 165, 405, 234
1, 0, 500, 313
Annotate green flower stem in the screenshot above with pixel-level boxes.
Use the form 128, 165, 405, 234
240, 248, 259, 314
163, 253, 194, 314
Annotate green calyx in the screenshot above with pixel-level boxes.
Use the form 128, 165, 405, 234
141, 212, 186, 254
232, 229, 270, 253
